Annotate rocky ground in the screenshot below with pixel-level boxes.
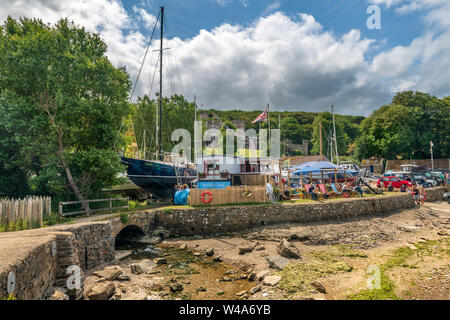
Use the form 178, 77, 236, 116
74, 202, 449, 301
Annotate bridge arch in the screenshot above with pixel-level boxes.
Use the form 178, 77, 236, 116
114, 225, 146, 247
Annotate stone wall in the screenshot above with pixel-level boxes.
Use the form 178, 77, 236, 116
53, 222, 115, 270
0, 236, 57, 300
424, 186, 447, 202
155, 194, 415, 236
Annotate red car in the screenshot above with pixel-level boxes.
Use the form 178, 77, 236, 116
377, 176, 412, 189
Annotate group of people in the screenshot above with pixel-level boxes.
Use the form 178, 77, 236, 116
300, 180, 364, 201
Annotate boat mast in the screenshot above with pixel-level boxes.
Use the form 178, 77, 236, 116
331, 105, 339, 165
157, 6, 164, 161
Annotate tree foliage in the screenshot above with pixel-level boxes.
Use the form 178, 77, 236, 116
0, 17, 131, 200
356, 91, 450, 160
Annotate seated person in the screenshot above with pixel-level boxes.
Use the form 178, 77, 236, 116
400, 184, 407, 193
387, 182, 394, 192
341, 183, 351, 194
308, 184, 318, 200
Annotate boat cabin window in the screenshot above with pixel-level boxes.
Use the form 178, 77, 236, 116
206, 162, 220, 176
240, 161, 261, 173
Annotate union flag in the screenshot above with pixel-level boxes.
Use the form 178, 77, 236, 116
252, 107, 269, 124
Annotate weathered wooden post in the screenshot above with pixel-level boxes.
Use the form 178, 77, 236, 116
335, 169, 338, 184
58, 202, 63, 223
110, 199, 113, 214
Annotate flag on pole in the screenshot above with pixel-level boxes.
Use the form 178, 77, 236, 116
252, 106, 269, 124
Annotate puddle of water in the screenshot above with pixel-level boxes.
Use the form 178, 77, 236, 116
116, 241, 255, 300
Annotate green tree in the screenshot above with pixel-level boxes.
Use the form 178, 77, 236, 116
356, 91, 449, 160
0, 17, 131, 202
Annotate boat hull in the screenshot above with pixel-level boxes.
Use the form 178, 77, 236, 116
121, 157, 197, 200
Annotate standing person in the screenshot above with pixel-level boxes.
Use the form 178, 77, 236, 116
355, 182, 363, 198
420, 185, 426, 206
446, 172, 450, 186
266, 182, 276, 204
412, 183, 420, 206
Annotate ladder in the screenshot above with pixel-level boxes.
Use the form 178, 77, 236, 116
174, 164, 182, 186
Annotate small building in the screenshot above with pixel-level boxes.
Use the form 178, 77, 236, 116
283, 139, 309, 156
360, 158, 384, 174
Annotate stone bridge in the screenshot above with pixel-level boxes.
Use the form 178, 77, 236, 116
0, 187, 446, 300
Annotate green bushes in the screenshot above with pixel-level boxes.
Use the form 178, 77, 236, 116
0, 219, 40, 232
120, 212, 129, 224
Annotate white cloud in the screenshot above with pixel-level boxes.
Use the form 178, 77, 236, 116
0, 0, 449, 116
367, 0, 450, 98
216, 0, 249, 8
262, 1, 281, 16
368, 0, 404, 8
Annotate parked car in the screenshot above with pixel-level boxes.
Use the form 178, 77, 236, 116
406, 173, 437, 188
377, 176, 412, 189
426, 173, 444, 186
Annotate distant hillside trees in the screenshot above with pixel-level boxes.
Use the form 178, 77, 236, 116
356, 91, 450, 161
0, 17, 131, 201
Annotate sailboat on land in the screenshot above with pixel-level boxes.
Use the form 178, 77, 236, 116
121, 6, 197, 200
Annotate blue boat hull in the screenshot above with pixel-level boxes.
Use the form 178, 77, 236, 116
121, 157, 197, 199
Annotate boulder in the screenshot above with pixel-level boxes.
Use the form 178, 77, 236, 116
141, 236, 162, 245
170, 283, 184, 293
256, 270, 271, 281
262, 276, 282, 287
277, 239, 301, 259
248, 272, 257, 281
130, 259, 157, 275
265, 256, 289, 270
87, 282, 115, 300
205, 248, 215, 257
213, 255, 223, 262
49, 288, 69, 300
239, 246, 254, 255
93, 268, 123, 281
255, 246, 266, 251
235, 290, 247, 297
311, 281, 326, 294
151, 227, 171, 239
83, 276, 99, 299
178, 243, 187, 250
117, 275, 131, 281
250, 285, 262, 295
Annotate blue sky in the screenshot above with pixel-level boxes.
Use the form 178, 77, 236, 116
122, 0, 423, 54
0, 0, 449, 115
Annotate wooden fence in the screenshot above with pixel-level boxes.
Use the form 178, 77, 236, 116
189, 186, 267, 206
0, 196, 51, 228
59, 197, 129, 218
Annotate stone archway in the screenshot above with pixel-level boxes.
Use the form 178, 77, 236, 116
114, 225, 146, 248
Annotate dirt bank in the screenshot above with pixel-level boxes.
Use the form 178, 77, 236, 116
84, 202, 449, 300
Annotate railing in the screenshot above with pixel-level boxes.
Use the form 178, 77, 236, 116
58, 198, 129, 218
